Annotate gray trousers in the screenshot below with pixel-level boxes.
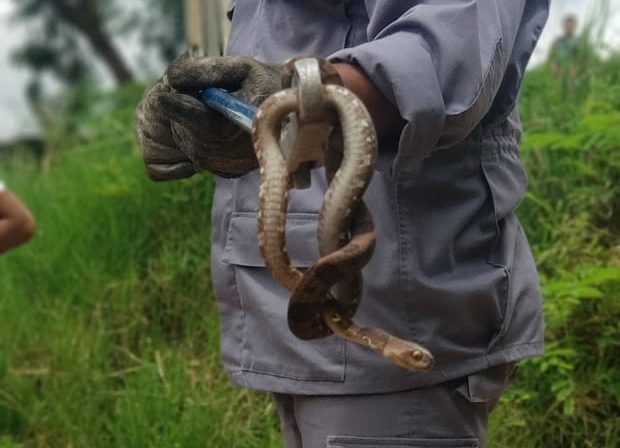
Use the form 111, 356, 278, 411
273, 364, 514, 448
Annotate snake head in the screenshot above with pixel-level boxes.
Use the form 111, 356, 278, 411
383, 338, 435, 372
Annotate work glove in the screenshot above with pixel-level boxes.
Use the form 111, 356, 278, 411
135, 55, 281, 180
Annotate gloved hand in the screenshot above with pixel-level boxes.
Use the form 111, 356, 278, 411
135, 55, 281, 180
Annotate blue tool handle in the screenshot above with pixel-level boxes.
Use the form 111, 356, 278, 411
202, 87, 257, 133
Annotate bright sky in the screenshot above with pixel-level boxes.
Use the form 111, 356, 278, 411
0, 0, 618, 142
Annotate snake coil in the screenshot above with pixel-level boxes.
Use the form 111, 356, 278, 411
251, 84, 434, 372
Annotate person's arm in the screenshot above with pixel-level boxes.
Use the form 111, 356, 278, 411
332, 63, 404, 138
0, 185, 36, 254
329, 0, 549, 174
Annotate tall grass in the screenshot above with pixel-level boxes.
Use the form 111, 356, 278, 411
488, 38, 620, 447
1, 34, 619, 448
0, 85, 280, 447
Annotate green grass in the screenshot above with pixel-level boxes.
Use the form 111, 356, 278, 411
1, 49, 620, 447
488, 51, 620, 447
0, 85, 280, 447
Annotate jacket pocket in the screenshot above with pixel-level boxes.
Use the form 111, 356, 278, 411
221, 212, 346, 381
327, 436, 479, 448
455, 362, 515, 408
396, 143, 509, 359
479, 141, 527, 347
223, 212, 320, 267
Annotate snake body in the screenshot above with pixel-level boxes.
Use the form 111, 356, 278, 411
252, 85, 434, 372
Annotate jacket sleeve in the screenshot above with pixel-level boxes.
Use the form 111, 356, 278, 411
329, 0, 548, 174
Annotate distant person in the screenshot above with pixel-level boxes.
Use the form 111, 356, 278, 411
0, 180, 36, 254
549, 14, 582, 85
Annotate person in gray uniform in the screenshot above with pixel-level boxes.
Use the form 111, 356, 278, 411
136, 1, 549, 446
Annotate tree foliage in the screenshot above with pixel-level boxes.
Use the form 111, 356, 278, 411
136, 0, 185, 63
10, 0, 186, 99
12, 0, 134, 97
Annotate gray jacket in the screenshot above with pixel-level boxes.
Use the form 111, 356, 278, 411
211, 0, 548, 394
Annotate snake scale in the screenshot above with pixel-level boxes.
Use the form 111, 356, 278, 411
251, 84, 434, 372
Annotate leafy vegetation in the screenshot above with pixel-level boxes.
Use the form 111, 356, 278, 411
489, 48, 620, 448
1, 38, 619, 448
0, 85, 280, 447
10, 0, 184, 100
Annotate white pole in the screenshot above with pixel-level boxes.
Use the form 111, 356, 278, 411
184, 0, 207, 57
184, 0, 228, 57
219, 0, 230, 53
204, 0, 223, 56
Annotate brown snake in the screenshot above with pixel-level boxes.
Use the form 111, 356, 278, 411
251, 85, 434, 371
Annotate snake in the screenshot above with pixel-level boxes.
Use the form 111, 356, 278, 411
251, 84, 434, 372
